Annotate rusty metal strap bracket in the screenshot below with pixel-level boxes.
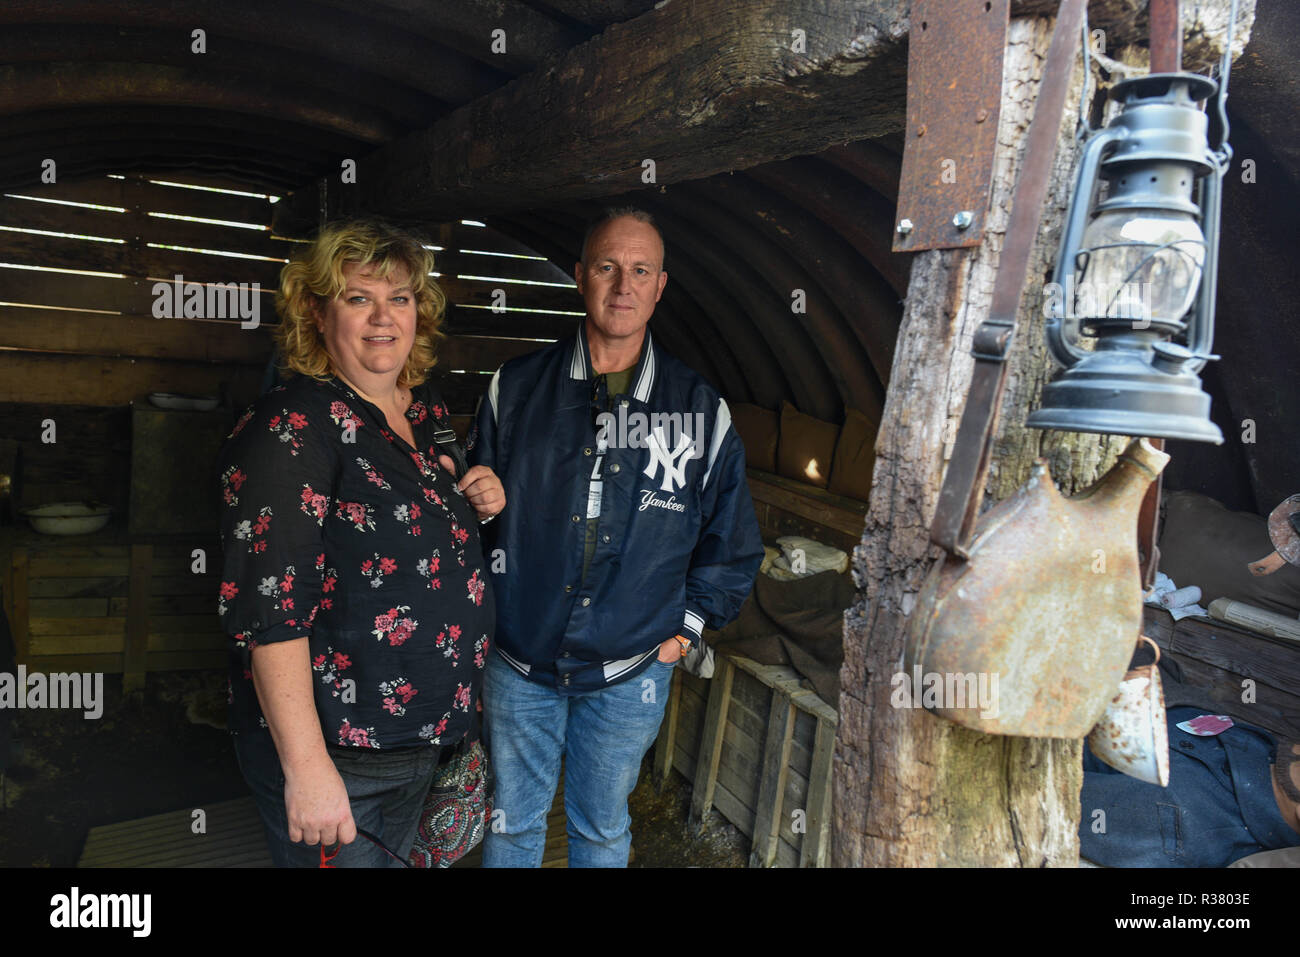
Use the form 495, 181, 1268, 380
930, 0, 1087, 557
893, 0, 1009, 252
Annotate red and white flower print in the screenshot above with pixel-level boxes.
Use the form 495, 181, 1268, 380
338, 719, 378, 749
409, 449, 437, 480
406, 400, 429, 425
221, 465, 247, 506
312, 648, 353, 697
334, 500, 376, 532
232, 506, 273, 553
267, 409, 310, 455
452, 682, 471, 713
378, 676, 418, 716
217, 580, 239, 617
356, 457, 390, 490
256, 563, 297, 614
474, 634, 490, 669
310, 552, 340, 613
417, 550, 442, 590
228, 407, 255, 440
372, 605, 419, 646
420, 714, 450, 743
444, 518, 470, 568
361, 553, 397, 588
466, 569, 485, 606
329, 400, 364, 433
393, 501, 423, 537
299, 484, 329, 524
434, 623, 462, 665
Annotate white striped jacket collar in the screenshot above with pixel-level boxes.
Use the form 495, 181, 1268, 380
569, 322, 657, 403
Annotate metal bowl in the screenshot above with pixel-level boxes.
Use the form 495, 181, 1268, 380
22, 502, 112, 535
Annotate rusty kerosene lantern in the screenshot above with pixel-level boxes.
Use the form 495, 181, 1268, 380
1026, 67, 1232, 443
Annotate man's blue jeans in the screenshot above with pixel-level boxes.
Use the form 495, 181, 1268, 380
233, 727, 441, 868
482, 650, 674, 867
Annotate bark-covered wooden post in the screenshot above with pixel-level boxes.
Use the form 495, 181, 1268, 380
834, 2, 1250, 866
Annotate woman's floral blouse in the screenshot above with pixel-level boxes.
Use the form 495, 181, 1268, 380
217, 374, 493, 749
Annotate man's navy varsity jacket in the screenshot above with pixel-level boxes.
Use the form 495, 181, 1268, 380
469, 325, 764, 694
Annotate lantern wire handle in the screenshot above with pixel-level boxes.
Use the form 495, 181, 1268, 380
1078, 0, 1241, 155
1075, 7, 1093, 144
1208, 0, 1239, 161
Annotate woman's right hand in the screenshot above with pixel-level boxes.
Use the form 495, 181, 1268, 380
250, 638, 357, 847
284, 755, 356, 847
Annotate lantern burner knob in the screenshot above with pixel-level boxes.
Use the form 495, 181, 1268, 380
1150, 340, 1191, 374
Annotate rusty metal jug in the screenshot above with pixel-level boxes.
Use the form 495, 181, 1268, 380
903, 438, 1170, 737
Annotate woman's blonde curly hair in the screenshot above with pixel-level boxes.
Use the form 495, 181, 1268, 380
273, 220, 446, 389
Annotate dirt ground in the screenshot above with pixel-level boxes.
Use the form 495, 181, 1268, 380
0, 669, 746, 868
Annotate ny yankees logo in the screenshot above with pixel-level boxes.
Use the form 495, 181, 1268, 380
643, 427, 694, 493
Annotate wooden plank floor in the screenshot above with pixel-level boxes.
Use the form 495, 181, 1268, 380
78, 782, 569, 868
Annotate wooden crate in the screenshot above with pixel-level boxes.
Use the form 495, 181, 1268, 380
653, 652, 836, 867
1, 525, 227, 690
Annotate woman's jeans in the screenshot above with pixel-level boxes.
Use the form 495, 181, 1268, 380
233, 727, 441, 868
481, 650, 675, 868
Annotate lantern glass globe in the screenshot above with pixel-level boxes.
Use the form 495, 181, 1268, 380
1076, 208, 1206, 325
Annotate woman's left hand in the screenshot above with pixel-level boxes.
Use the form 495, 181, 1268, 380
439, 458, 506, 522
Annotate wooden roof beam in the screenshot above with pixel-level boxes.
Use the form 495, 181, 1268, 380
275, 0, 1245, 232
278, 0, 915, 228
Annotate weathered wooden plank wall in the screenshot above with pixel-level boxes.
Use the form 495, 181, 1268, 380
0, 172, 585, 510
1, 534, 228, 682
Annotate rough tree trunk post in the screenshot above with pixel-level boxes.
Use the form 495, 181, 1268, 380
834, 2, 1250, 866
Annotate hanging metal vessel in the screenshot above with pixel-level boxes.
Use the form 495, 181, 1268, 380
904, 438, 1170, 737
1087, 636, 1171, 786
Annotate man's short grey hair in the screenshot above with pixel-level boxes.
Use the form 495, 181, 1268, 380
580, 207, 666, 270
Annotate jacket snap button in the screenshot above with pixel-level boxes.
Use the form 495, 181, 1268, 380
583, 447, 592, 456
602, 534, 610, 543
610, 464, 620, 473
571, 513, 580, 522
564, 584, 573, 593
581, 597, 591, 607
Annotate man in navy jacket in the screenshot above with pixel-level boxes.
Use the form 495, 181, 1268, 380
469, 208, 763, 866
